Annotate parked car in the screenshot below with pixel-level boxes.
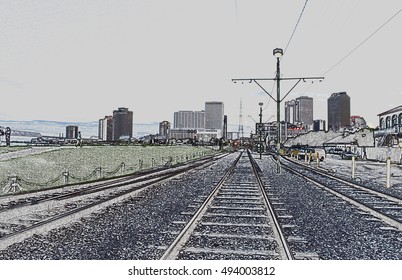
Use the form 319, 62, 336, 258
328, 147, 344, 154
297, 148, 325, 161
341, 151, 360, 160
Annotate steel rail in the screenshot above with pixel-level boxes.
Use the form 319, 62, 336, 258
160, 151, 243, 260
278, 157, 402, 232
0, 153, 229, 249
282, 156, 402, 205
0, 153, 226, 209
247, 151, 293, 259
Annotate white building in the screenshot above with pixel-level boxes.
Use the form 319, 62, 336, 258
375, 105, 402, 147
98, 116, 113, 141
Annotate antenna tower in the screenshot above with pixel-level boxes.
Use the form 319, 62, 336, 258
238, 99, 244, 141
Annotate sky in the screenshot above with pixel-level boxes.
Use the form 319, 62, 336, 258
1, 0, 401, 134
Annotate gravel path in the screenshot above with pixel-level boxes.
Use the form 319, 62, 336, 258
0, 147, 61, 161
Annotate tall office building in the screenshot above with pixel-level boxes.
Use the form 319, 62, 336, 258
205, 101, 224, 138
327, 92, 350, 131
113, 107, 133, 141
173, 111, 205, 129
205, 101, 224, 130
223, 115, 228, 140
285, 96, 313, 127
159, 121, 170, 138
296, 96, 313, 126
285, 99, 299, 124
66, 125, 78, 139
99, 115, 113, 141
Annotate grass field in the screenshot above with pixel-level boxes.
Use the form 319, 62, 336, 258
0, 145, 218, 194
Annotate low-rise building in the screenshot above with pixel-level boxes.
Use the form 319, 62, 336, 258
374, 105, 402, 147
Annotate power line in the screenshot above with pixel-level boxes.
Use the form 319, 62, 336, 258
234, 0, 239, 29
323, 7, 402, 76
283, 0, 309, 56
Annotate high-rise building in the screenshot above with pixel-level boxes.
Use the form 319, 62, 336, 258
296, 96, 313, 126
285, 99, 299, 124
327, 92, 350, 131
285, 96, 313, 127
223, 115, 228, 140
159, 121, 170, 138
205, 101, 224, 131
99, 116, 113, 141
170, 101, 224, 140
173, 111, 205, 129
66, 125, 78, 139
113, 107, 133, 141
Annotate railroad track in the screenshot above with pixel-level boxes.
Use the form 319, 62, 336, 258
161, 150, 293, 260
0, 153, 227, 250
280, 155, 402, 232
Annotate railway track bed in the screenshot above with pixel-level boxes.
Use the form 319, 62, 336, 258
258, 155, 402, 259
0, 151, 401, 259
0, 153, 237, 259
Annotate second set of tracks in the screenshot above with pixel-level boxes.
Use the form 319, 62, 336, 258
279, 155, 402, 232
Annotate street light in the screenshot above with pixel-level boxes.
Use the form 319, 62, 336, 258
273, 48, 283, 58
274, 48, 283, 173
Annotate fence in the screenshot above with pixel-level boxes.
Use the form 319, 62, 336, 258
1, 150, 216, 194
365, 147, 402, 164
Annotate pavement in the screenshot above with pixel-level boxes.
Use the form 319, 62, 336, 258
0, 146, 61, 161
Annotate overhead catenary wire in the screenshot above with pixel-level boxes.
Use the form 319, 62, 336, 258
234, 0, 239, 29
265, 0, 308, 111
323, 7, 402, 76
283, 0, 309, 57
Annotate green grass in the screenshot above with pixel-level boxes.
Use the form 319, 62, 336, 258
0, 145, 217, 194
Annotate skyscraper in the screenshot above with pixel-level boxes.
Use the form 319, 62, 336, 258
285, 96, 313, 128
99, 115, 113, 142
66, 125, 78, 139
205, 101, 224, 131
296, 96, 313, 126
113, 107, 133, 141
285, 99, 298, 124
173, 111, 205, 129
159, 121, 170, 138
327, 92, 350, 131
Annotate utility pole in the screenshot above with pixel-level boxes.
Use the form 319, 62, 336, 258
233, 48, 324, 174
238, 99, 244, 144
259, 102, 263, 159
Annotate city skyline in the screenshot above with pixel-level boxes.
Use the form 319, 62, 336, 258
1, 1, 401, 132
